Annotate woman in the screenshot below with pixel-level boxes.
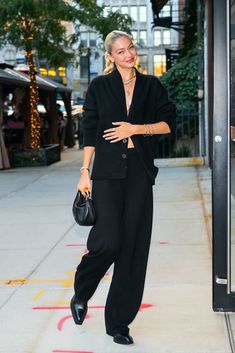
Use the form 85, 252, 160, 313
71, 30, 176, 345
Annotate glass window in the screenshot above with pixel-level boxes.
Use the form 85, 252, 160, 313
136, 55, 148, 75
160, 4, 171, 17
131, 30, 138, 45
80, 56, 89, 79
163, 29, 170, 45
90, 32, 96, 47
103, 6, 109, 17
139, 30, 147, 47
130, 6, 138, 21
139, 6, 147, 22
153, 54, 166, 76
80, 32, 88, 47
112, 6, 119, 13
154, 30, 162, 46
121, 6, 128, 15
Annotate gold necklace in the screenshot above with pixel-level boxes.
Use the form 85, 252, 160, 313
122, 70, 136, 85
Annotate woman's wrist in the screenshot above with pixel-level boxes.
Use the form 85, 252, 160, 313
80, 166, 90, 174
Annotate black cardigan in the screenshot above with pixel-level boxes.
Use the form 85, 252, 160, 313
82, 68, 176, 185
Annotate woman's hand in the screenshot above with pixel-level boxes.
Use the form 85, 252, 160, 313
103, 122, 135, 143
77, 170, 92, 195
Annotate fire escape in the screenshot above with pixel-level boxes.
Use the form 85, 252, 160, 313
150, 0, 189, 70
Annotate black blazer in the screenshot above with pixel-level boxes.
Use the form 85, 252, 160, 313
82, 68, 176, 185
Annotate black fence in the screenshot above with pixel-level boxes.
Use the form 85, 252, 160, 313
155, 108, 199, 158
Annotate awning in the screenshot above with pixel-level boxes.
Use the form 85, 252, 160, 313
0, 68, 72, 93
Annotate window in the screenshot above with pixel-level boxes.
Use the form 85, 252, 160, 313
121, 6, 128, 15
103, 6, 109, 17
90, 32, 96, 47
139, 6, 147, 22
80, 32, 88, 47
139, 30, 147, 47
80, 56, 89, 79
136, 55, 148, 75
153, 30, 171, 46
130, 6, 138, 21
131, 30, 138, 45
153, 55, 166, 76
159, 4, 171, 17
163, 30, 170, 45
112, 6, 119, 13
154, 30, 161, 46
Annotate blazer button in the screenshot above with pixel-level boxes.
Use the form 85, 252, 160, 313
122, 138, 127, 143
122, 153, 127, 159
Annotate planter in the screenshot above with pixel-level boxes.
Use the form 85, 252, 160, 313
11, 144, 61, 167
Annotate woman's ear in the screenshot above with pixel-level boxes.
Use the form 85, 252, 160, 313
106, 52, 114, 63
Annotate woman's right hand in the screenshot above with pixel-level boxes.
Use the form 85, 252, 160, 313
77, 170, 92, 195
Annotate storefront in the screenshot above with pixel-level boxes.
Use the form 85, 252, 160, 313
212, 0, 235, 310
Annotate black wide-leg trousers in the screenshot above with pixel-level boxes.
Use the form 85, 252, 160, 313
74, 149, 153, 335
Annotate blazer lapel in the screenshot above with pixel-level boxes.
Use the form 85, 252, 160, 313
128, 69, 145, 123
106, 69, 127, 118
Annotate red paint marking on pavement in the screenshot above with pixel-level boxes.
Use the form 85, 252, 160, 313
65, 244, 86, 247
159, 241, 169, 245
57, 314, 91, 332
33, 304, 152, 311
52, 350, 93, 353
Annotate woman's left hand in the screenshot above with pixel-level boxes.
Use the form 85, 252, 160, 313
103, 122, 135, 143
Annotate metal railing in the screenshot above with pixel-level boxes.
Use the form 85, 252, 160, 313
155, 108, 199, 158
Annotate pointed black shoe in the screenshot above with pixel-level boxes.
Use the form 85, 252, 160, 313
70, 295, 88, 325
113, 333, 134, 345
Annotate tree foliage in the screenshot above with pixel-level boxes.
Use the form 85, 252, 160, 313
0, 0, 132, 67
160, 47, 198, 110
160, 0, 198, 110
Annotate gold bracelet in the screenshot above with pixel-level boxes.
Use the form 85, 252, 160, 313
80, 166, 90, 172
144, 124, 154, 136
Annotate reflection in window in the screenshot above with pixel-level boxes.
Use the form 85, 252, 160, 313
139, 30, 147, 47
136, 55, 148, 75
154, 30, 161, 46
130, 6, 138, 21
139, 6, 147, 22
153, 55, 166, 76
121, 6, 128, 15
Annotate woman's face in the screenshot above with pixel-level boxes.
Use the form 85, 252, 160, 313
108, 36, 137, 70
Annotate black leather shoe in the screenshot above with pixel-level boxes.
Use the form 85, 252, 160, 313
70, 295, 88, 325
113, 333, 134, 345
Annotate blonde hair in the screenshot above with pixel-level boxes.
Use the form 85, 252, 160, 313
103, 30, 133, 75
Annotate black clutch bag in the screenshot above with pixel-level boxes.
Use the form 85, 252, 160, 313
72, 191, 96, 226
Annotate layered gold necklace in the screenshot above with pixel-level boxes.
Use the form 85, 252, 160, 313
122, 70, 136, 96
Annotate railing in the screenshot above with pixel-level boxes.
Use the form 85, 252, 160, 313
155, 108, 199, 158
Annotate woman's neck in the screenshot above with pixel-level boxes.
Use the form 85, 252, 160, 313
116, 66, 135, 81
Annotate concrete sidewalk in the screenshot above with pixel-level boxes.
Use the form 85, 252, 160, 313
0, 147, 233, 353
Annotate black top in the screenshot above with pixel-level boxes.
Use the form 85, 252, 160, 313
82, 68, 176, 185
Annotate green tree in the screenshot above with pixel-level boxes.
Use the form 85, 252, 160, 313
0, 0, 132, 149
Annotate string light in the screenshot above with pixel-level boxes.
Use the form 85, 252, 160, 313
25, 47, 41, 150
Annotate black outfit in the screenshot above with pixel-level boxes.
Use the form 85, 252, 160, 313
82, 68, 175, 185
73, 68, 176, 336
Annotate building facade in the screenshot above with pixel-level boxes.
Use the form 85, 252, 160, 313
75, 0, 182, 100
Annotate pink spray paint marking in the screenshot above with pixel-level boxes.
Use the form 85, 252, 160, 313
65, 244, 86, 247
159, 241, 170, 245
33, 303, 153, 311
57, 314, 91, 332
52, 350, 93, 353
